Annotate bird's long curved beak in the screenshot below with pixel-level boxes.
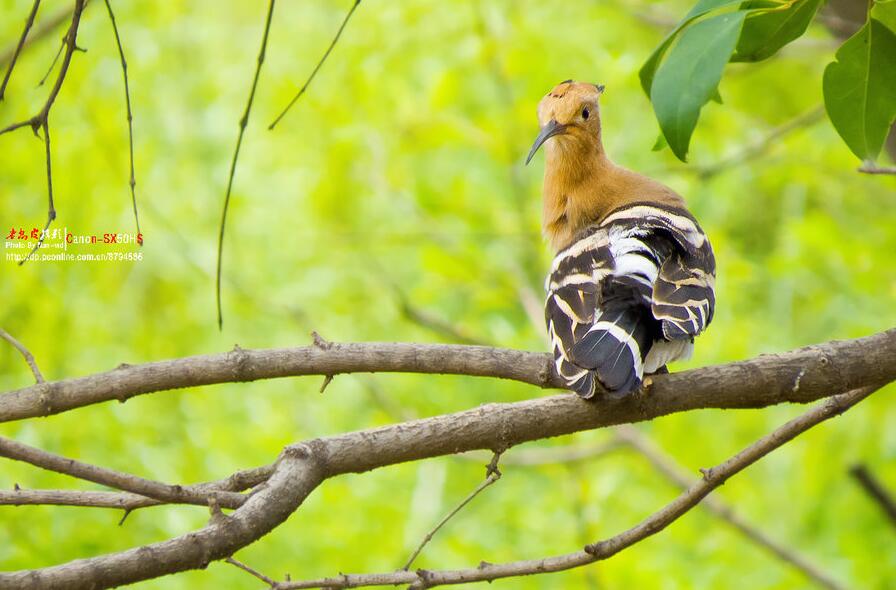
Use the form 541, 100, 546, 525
526, 119, 567, 165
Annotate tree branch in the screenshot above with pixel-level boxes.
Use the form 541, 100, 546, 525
403, 453, 502, 571
614, 425, 847, 590
272, 386, 877, 589
0, 435, 248, 509
849, 464, 896, 529
0, 0, 85, 137
1, 328, 894, 424
0, 366, 886, 588
857, 164, 896, 176
1, 0, 86, 266
0, 327, 45, 383
0, 0, 41, 101
215, 0, 276, 330
102, 0, 140, 235
0, 2, 75, 68
268, 0, 361, 130
0, 443, 325, 589
695, 105, 825, 179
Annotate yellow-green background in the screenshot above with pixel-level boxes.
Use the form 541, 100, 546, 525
1, 0, 894, 588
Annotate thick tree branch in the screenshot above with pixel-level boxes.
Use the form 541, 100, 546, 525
1, 328, 894, 424
0, 443, 325, 590
272, 386, 877, 589
0, 332, 892, 588
0, 370, 886, 588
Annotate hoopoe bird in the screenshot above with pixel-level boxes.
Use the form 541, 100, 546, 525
527, 80, 716, 398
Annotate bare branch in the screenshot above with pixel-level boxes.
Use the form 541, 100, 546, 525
849, 464, 896, 529
102, 0, 140, 236
226, 557, 276, 586
274, 386, 877, 589
1, 0, 86, 266
0, 487, 153, 510
0, 462, 273, 511
0, 0, 42, 101
403, 453, 502, 571
396, 294, 488, 346
0, 0, 85, 137
614, 425, 847, 590
0, 3, 75, 68
0, 327, 44, 383
18, 119, 55, 265
37, 36, 64, 86
0, 443, 325, 589
696, 106, 825, 179
0, 435, 247, 509
268, 0, 361, 130
215, 0, 276, 330
1, 328, 893, 424
0, 377, 883, 588
460, 440, 622, 467
857, 164, 896, 175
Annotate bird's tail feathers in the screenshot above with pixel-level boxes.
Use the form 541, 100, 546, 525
568, 306, 651, 398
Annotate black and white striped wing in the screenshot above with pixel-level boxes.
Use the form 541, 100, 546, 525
602, 205, 716, 340
544, 228, 613, 398
545, 204, 716, 399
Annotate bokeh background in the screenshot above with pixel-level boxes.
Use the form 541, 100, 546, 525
1, 0, 894, 588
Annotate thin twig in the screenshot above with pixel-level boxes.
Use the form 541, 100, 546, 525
2, 0, 86, 266
403, 453, 503, 571
0, 435, 248, 508
216, 0, 276, 330
19, 119, 55, 265
0, 0, 42, 101
37, 36, 64, 86
858, 164, 896, 175
102, 0, 140, 236
226, 557, 277, 586
395, 292, 488, 346
0, 0, 85, 137
0, 487, 151, 509
696, 105, 825, 179
274, 386, 877, 589
0, 2, 75, 68
0, 328, 45, 383
0, 463, 273, 511
614, 424, 847, 590
849, 464, 896, 529
268, 0, 361, 130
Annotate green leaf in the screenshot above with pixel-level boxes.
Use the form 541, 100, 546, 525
732, 0, 823, 62
638, 0, 743, 96
822, 2, 896, 162
651, 132, 668, 151
650, 11, 747, 161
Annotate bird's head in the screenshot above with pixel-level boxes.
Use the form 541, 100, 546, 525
526, 80, 605, 165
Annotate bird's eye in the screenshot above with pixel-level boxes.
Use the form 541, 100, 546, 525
582, 107, 590, 120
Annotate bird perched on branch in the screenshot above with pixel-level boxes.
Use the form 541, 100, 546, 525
527, 80, 716, 398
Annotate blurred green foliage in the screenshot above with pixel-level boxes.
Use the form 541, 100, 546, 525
0, 0, 894, 588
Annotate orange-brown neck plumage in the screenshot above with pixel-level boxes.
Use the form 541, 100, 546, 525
531, 81, 685, 252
